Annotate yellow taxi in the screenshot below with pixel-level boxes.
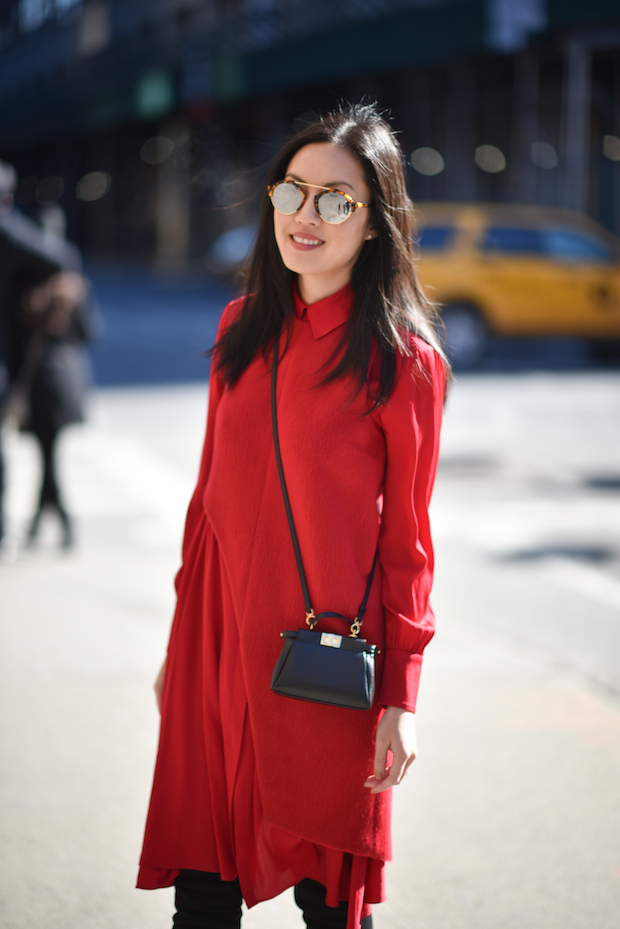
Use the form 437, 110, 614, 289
413, 203, 620, 367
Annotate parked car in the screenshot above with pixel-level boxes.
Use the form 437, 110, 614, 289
413, 203, 620, 368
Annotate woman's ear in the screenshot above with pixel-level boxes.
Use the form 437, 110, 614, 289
365, 230, 377, 241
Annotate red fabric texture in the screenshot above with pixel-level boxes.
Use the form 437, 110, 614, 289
137, 285, 445, 929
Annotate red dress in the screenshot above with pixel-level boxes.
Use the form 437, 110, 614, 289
137, 285, 445, 929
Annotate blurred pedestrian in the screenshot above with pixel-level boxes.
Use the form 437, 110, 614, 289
138, 103, 449, 929
18, 269, 94, 548
0, 160, 70, 549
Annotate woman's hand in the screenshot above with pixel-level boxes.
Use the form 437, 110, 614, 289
154, 658, 167, 714
364, 706, 417, 793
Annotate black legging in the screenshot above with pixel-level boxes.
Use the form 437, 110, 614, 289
35, 430, 62, 510
29, 429, 72, 544
172, 871, 373, 929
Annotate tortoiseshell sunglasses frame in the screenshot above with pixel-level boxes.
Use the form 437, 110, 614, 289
267, 179, 370, 223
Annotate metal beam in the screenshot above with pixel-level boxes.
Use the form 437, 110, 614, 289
560, 39, 591, 213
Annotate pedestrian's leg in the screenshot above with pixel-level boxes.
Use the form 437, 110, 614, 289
27, 432, 47, 541
47, 430, 73, 547
40, 430, 61, 508
0, 426, 5, 542
173, 870, 242, 929
31, 430, 73, 546
294, 878, 373, 929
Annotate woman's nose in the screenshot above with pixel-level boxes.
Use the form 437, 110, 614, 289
296, 191, 321, 224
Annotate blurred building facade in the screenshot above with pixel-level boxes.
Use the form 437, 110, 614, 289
1, 0, 619, 268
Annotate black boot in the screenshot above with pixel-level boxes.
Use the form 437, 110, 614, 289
57, 505, 74, 549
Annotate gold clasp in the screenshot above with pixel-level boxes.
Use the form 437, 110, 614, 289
349, 620, 361, 638
306, 609, 317, 629
320, 633, 342, 648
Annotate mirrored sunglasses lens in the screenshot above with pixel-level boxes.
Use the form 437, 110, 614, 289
271, 183, 303, 214
317, 191, 351, 224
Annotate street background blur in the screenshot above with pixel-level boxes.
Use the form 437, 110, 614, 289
2, 0, 620, 276
1, 1, 620, 928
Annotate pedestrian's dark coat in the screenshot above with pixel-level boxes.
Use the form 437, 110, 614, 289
25, 303, 95, 437
0, 208, 69, 399
4, 218, 96, 439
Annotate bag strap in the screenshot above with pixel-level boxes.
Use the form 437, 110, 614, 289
271, 331, 314, 624
271, 332, 377, 638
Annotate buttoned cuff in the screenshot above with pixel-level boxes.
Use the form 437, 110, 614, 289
377, 648, 424, 713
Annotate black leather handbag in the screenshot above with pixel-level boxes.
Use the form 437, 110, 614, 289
269, 332, 378, 710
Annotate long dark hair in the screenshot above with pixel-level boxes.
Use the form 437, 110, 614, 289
214, 102, 450, 405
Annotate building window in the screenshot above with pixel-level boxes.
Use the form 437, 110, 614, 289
18, 0, 81, 33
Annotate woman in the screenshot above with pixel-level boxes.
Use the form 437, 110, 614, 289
138, 103, 449, 929
18, 270, 93, 548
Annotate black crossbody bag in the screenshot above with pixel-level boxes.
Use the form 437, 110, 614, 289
269, 332, 378, 710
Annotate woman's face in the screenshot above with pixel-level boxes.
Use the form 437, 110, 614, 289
272, 142, 374, 304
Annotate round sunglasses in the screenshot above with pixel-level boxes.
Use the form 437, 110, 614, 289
268, 179, 370, 225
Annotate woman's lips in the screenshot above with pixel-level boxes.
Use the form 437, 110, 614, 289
289, 234, 324, 250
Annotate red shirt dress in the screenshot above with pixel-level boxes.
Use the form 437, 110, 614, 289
137, 285, 445, 929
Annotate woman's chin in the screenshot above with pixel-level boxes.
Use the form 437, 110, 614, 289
281, 253, 325, 277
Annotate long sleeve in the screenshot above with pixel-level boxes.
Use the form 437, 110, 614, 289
376, 339, 446, 712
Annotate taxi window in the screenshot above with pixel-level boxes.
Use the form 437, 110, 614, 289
542, 229, 615, 264
482, 227, 545, 253
417, 226, 455, 250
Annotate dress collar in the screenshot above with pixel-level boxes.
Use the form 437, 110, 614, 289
293, 283, 353, 340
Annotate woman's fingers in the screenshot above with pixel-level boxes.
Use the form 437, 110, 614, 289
364, 706, 417, 793
373, 730, 389, 781
365, 748, 408, 793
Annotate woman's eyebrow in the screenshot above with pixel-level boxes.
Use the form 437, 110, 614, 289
286, 173, 355, 191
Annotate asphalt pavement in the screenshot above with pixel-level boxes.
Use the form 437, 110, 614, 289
1, 267, 619, 928
87, 265, 230, 386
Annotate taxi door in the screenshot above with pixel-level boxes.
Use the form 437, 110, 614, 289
474, 225, 620, 337
539, 229, 620, 337
473, 226, 570, 335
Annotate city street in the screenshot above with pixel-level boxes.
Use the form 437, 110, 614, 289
0, 262, 618, 929
1, 362, 619, 929
5, 2, 620, 926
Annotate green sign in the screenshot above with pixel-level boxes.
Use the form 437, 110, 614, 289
135, 70, 174, 119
